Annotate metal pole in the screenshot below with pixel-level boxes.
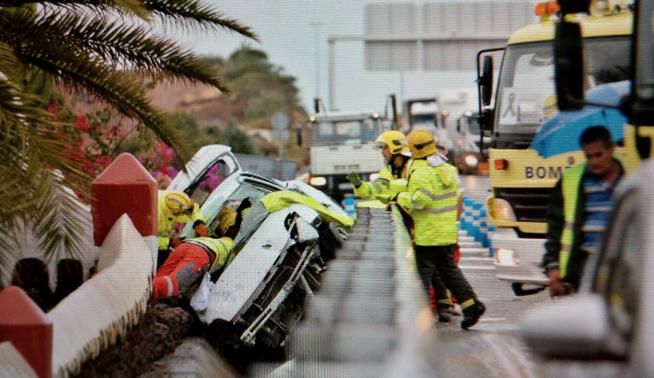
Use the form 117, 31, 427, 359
309, 22, 323, 99
328, 38, 336, 110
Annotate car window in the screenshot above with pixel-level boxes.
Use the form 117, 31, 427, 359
593, 192, 642, 341
204, 182, 271, 233
188, 156, 239, 205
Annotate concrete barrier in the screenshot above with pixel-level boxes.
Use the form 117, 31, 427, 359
0, 287, 52, 378
48, 215, 153, 377
0, 341, 38, 378
1, 153, 158, 378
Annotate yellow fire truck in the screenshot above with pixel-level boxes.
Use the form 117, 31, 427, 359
476, 0, 632, 295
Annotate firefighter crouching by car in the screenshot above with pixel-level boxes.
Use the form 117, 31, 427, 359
542, 126, 624, 296
157, 191, 205, 269
346, 130, 412, 201
394, 129, 485, 329
153, 206, 242, 300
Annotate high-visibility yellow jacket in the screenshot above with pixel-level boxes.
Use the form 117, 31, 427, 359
261, 191, 354, 228
185, 236, 234, 273
354, 162, 410, 200
157, 191, 205, 250
397, 158, 460, 246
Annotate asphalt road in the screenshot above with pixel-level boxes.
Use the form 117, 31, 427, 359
425, 243, 550, 377
416, 174, 551, 377
461, 174, 490, 202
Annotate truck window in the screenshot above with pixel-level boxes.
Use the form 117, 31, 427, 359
495, 37, 630, 137
311, 118, 381, 145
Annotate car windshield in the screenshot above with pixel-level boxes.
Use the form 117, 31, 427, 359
311, 118, 382, 145
181, 181, 273, 239
466, 116, 480, 134
495, 36, 630, 136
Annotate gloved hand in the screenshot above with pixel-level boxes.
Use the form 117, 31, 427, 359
346, 172, 363, 188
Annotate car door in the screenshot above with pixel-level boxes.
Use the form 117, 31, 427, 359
591, 188, 643, 358
167, 145, 241, 206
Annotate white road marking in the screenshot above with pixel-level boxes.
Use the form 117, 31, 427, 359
459, 265, 495, 271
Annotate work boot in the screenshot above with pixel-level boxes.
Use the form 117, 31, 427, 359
461, 301, 486, 330
437, 308, 451, 323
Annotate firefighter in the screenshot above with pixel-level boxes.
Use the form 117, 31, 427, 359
354, 130, 457, 322
157, 190, 205, 269
543, 126, 624, 295
153, 207, 241, 300
396, 129, 485, 329
346, 130, 411, 199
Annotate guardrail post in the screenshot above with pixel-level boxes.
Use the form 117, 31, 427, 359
91, 153, 157, 268
0, 286, 52, 378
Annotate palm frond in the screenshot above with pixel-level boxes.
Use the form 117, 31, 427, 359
143, 0, 258, 41
32, 174, 89, 262
11, 37, 192, 161
0, 0, 150, 19
3, 10, 230, 93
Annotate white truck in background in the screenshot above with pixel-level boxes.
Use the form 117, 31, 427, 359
403, 98, 456, 161
437, 88, 484, 173
304, 96, 397, 204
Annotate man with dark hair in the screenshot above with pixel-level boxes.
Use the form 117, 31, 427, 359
543, 125, 624, 295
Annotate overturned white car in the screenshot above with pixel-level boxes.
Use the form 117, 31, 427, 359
167, 145, 351, 351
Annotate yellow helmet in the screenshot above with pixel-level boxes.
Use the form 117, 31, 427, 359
216, 207, 237, 236
407, 129, 437, 159
165, 191, 193, 214
374, 130, 409, 155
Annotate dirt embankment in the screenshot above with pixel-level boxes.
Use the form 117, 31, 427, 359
73, 302, 199, 378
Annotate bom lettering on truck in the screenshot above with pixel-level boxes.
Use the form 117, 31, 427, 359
525, 166, 564, 179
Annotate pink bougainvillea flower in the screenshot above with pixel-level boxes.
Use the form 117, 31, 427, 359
74, 115, 90, 132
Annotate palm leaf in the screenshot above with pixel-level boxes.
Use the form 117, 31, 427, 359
0, 0, 150, 19
143, 0, 258, 40
4, 10, 230, 93
8, 34, 193, 161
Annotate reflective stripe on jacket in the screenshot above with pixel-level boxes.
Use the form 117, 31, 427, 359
560, 164, 586, 278
187, 236, 234, 273
157, 190, 205, 250
397, 159, 460, 246
354, 163, 410, 200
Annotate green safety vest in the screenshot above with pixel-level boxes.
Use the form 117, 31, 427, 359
559, 164, 586, 278
397, 159, 460, 246
187, 236, 234, 273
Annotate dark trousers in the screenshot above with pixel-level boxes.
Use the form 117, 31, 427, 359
414, 244, 477, 304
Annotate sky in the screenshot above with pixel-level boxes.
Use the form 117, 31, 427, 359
177, 0, 531, 113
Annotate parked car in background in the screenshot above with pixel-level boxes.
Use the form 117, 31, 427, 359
521, 160, 654, 377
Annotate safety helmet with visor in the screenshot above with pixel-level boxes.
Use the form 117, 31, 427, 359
165, 191, 194, 215
407, 129, 438, 159
374, 130, 411, 156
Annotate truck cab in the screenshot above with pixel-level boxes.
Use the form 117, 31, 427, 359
306, 111, 389, 204
477, 0, 632, 294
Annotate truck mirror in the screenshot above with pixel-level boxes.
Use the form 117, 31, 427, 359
481, 56, 493, 106
554, 21, 584, 111
313, 98, 321, 113
296, 127, 303, 146
456, 119, 461, 133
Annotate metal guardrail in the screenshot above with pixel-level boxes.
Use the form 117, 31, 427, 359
252, 205, 437, 377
